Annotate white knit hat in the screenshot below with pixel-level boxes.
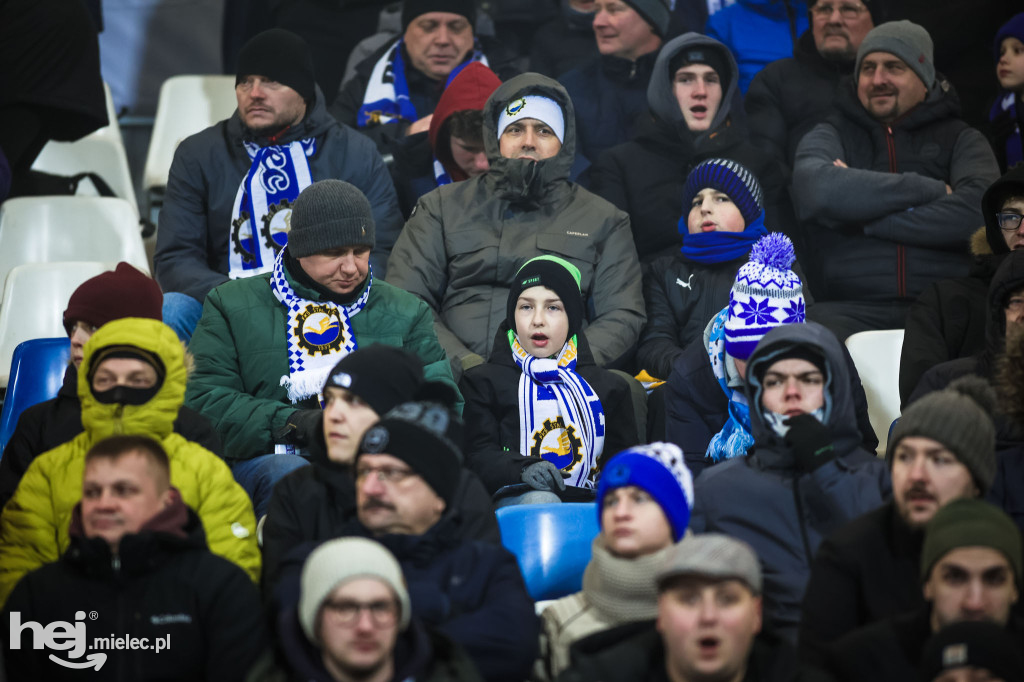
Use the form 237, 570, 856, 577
497, 95, 565, 143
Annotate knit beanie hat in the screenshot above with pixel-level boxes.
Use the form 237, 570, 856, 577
623, 0, 671, 37
402, 0, 476, 33
299, 537, 412, 643
682, 158, 764, 227
856, 21, 935, 92
657, 534, 762, 595
994, 12, 1024, 61
506, 256, 585, 339
287, 180, 376, 258
597, 442, 694, 541
359, 401, 463, 507
724, 233, 806, 360
235, 28, 316, 102
63, 263, 162, 335
496, 95, 566, 144
668, 46, 732, 95
920, 498, 1022, 583
920, 621, 1024, 681
323, 346, 425, 417
887, 376, 997, 494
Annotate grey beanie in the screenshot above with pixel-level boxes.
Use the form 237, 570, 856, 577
856, 20, 935, 91
657, 533, 762, 595
287, 179, 376, 258
623, 0, 671, 37
299, 537, 411, 643
887, 376, 997, 495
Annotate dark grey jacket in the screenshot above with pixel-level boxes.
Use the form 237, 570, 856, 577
155, 86, 403, 302
387, 73, 644, 378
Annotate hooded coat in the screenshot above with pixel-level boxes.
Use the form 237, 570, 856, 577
587, 32, 785, 263
1, 495, 264, 681
691, 322, 891, 642
154, 85, 403, 301
386, 73, 645, 379
0, 318, 260, 604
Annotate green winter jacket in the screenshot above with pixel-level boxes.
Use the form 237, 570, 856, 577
185, 262, 456, 462
0, 319, 260, 605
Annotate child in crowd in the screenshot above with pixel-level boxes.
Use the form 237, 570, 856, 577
992, 13, 1024, 173
460, 256, 639, 503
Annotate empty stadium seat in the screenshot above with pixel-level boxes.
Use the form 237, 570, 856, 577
845, 329, 905, 455
0, 337, 71, 456
0, 262, 112, 387
31, 136, 139, 211
496, 502, 600, 601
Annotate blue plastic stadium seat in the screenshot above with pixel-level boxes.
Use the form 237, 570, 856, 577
495, 502, 600, 601
0, 338, 71, 457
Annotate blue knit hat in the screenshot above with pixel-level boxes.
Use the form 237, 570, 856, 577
597, 443, 694, 541
995, 13, 1024, 61
724, 232, 805, 360
682, 158, 764, 226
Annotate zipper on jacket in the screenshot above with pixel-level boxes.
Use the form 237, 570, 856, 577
629, 60, 637, 80
791, 475, 815, 567
884, 125, 907, 298
112, 405, 125, 434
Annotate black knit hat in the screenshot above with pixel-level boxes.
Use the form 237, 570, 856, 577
235, 28, 316, 102
323, 346, 425, 417
401, 0, 476, 32
920, 621, 1024, 681
668, 46, 732, 95
287, 180, 376, 258
506, 256, 585, 339
358, 401, 464, 507
920, 498, 1022, 583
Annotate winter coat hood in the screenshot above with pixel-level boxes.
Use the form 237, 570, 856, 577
986, 250, 1024, 352
983, 164, 1024, 255
429, 63, 502, 182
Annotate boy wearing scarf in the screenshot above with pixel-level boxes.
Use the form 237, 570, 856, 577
460, 257, 639, 501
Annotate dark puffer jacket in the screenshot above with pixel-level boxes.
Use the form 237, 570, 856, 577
691, 322, 891, 642
587, 33, 785, 263
792, 76, 999, 303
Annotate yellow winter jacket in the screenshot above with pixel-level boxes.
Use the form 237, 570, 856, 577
0, 318, 260, 605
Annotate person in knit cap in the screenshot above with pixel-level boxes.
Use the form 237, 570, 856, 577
991, 12, 1024, 174
800, 376, 998, 665
155, 28, 403, 342
535, 442, 693, 681
186, 179, 455, 520
248, 536, 483, 682
920, 620, 1024, 682
460, 256, 639, 501
559, 0, 672, 167
0, 263, 220, 513
792, 20, 999, 340
262, 346, 498, 594
825, 499, 1024, 682
691, 320, 891, 643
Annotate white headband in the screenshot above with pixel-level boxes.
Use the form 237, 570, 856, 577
496, 95, 565, 144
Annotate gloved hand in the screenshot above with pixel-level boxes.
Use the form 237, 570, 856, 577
522, 460, 567, 492
784, 413, 837, 473
275, 409, 322, 447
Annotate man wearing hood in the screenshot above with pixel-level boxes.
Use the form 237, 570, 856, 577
691, 321, 891, 643
387, 73, 644, 381
0, 318, 260, 604
588, 33, 785, 263
154, 28, 403, 341
1, 435, 265, 680
792, 21, 999, 339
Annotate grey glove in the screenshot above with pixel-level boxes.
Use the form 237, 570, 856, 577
522, 460, 567, 492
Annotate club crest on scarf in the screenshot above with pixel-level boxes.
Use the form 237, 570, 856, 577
294, 304, 346, 356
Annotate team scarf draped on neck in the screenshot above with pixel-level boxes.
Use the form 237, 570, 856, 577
705, 306, 754, 463
229, 138, 317, 278
990, 91, 1022, 170
433, 157, 453, 186
510, 331, 605, 489
357, 38, 489, 128
270, 250, 371, 404
679, 210, 768, 264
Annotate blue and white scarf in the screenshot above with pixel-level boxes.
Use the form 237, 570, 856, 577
990, 91, 1022, 170
511, 332, 605, 489
433, 157, 453, 186
229, 138, 317, 278
705, 306, 754, 463
270, 250, 371, 404
357, 38, 488, 128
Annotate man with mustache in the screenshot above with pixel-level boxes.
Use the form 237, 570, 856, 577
154, 28, 403, 342
791, 21, 1000, 340
799, 377, 997, 664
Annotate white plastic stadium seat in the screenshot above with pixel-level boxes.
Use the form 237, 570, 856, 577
845, 329, 905, 455
31, 136, 138, 211
0, 262, 113, 386
0, 197, 149, 292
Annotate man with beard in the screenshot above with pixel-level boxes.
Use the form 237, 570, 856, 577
799, 377, 997, 664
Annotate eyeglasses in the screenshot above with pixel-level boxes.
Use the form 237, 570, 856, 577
996, 212, 1024, 233
355, 465, 416, 484
322, 599, 398, 627
811, 3, 867, 19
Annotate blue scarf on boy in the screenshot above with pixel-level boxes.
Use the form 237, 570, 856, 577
679, 210, 768, 264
